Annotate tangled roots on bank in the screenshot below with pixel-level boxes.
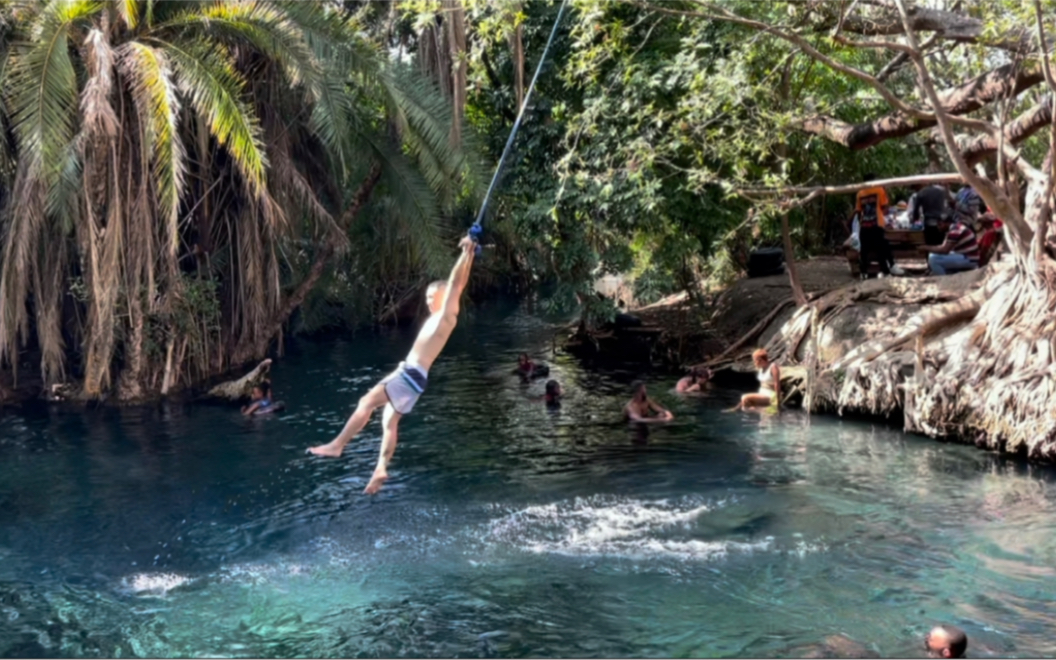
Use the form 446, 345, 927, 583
764, 261, 1056, 459
909, 266, 1056, 458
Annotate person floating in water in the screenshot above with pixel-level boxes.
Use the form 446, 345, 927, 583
925, 625, 967, 659
729, 348, 781, 411
514, 353, 549, 380
516, 353, 536, 378
241, 381, 274, 416
307, 236, 476, 494
676, 366, 712, 393
543, 379, 562, 407
624, 382, 674, 422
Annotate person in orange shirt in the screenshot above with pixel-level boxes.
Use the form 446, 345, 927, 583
854, 174, 903, 277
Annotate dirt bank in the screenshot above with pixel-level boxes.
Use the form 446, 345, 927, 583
564, 257, 856, 369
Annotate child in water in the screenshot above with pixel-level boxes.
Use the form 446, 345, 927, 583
241, 381, 274, 416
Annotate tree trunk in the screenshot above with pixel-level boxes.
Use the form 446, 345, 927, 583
781, 213, 807, 306
231, 163, 383, 366
509, 4, 525, 109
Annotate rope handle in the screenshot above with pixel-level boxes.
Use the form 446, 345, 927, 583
468, 223, 483, 256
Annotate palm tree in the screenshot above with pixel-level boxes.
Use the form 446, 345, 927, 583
0, 0, 478, 399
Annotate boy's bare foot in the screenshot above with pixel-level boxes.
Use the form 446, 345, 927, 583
364, 468, 388, 494
306, 440, 344, 457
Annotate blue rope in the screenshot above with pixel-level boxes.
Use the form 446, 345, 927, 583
469, 0, 570, 251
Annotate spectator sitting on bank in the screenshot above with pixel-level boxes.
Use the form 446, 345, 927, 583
954, 185, 983, 222
728, 348, 781, 411
920, 211, 980, 275
924, 625, 968, 659
976, 212, 1004, 263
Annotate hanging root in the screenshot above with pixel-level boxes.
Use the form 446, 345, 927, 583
802, 263, 1056, 459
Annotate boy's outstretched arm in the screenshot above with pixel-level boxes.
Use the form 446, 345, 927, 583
441, 237, 476, 316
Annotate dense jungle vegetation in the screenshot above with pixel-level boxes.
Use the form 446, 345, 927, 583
0, 0, 1050, 406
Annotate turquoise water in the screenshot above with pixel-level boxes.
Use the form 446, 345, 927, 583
1, 302, 1055, 658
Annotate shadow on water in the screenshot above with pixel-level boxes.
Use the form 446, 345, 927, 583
2, 299, 1056, 657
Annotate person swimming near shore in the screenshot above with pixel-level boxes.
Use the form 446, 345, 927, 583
728, 348, 781, 411
544, 379, 562, 407
925, 625, 968, 659
306, 236, 476, 494
624, 382, 674, 423
528, 379, 563, 408
516, 353, 535, 377
241, 382, 274, 416
515, 353, 550, 380
676, 366, 712, 393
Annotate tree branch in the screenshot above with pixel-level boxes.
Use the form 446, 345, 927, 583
876, 32, 939, 81
1034, 0, 1056, 95
820, 0, 1034, 53
635, 0, 934, 121
798, 62, 1045, 150
833, 34, 913, 53
892, 0, 1033, 249
961, 97, 1054, 165
739, 172, 963, 199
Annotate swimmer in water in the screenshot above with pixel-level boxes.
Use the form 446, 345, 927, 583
516, 353, 536, 378
241, 382, 273, 416
624, 382, 674, 422
676, 366, 712, 393
307, 236, 476, 494
543, 379, 562, 407
925, 625, 967, 659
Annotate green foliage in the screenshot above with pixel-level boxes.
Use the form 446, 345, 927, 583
0, 0, 481, 394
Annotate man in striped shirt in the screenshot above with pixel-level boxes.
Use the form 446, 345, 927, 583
921, 212, 980, 275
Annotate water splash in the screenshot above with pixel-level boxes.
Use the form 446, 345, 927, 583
118, 572, 192, 597
482, 495, 776, 561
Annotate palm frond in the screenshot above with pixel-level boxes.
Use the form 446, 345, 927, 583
117, 0, 139, 29
380, 65, 482, 210
307, 65, 362, 185
0, 165, 45, 375
158, 1, 320, 90
118, 40, 185, 256
6, 0, 102, 196
80, 27, 118, 138
151, 35, 266, 194
276, 2, 387, 91
363, 132, 450, 277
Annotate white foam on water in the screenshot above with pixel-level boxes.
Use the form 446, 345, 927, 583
216, 558, 314, 585
481, 495, 777, 561
119, 572, 192, 597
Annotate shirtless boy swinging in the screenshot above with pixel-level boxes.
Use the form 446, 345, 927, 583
307, 236, 476, 494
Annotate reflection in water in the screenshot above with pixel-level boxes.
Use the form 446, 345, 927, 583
1, 301, 1056, 657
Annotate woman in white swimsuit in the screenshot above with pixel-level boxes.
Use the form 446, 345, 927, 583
735, 348, 780, 410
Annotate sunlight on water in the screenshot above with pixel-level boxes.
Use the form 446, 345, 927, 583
2, 302, 1056, 657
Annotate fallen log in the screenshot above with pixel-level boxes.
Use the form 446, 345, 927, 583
204, 359, 272, 401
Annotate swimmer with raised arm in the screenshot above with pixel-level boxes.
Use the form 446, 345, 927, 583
307, 236, 476, 494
